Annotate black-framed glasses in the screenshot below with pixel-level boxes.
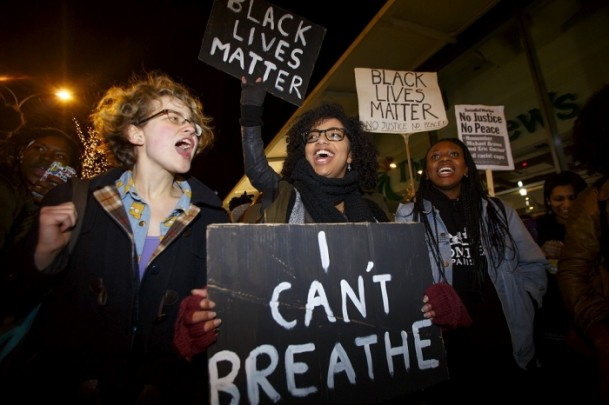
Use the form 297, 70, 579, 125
137, 109, 202, 137
301, 127, 347, 144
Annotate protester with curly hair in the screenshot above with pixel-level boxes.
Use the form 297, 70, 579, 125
4, 71, 228, 403
237, 76, 389, 223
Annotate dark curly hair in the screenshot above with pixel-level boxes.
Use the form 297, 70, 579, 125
542, 170, 587, 213
281, 102, 379, 190
414, 137, 516, 287
572, 84, 609, 176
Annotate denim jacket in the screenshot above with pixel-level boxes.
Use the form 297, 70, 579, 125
395, 197, 548, 369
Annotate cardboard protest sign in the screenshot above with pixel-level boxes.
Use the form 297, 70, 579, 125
455, 105, 515, 170
206, 223, 448, 404
355, 68, 448, 134
199, 0, 326, 106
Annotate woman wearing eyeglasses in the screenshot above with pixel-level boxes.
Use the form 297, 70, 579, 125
6, 72, 228, 403
238, 76, 390, 223
0, 126, 81, 370
0, 127, 81, 258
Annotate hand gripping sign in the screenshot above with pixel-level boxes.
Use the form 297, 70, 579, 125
199, 0, 326, 106
206, 223, 448, 404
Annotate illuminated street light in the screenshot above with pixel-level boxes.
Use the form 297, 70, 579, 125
1, 84, 75, 108
0, 82, 77, 137
55, 89, 73, 102
16, 88, 75, 108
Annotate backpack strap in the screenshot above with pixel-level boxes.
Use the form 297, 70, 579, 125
68, 177, 90, 254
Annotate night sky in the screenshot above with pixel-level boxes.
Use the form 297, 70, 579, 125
0, 0, 386, 200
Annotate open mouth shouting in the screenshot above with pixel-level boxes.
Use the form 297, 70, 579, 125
175, 137, 196, 159
314, 148, 335, 164
437, 166, 455, 176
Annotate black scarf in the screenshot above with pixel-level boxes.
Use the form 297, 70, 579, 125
290, 159, 378, 223
427, 186, 466, 235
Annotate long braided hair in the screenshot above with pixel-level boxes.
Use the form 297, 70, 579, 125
414, 138, 516, 287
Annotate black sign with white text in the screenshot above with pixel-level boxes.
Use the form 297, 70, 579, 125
206, 223, 448, 404
199, 0, 326, 106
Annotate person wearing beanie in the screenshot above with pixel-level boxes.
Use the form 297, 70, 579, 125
396, 138, 547, 403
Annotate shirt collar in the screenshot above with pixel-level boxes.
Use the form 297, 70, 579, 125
116, 170, 192, 210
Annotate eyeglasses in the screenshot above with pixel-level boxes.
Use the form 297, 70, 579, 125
137, 109, 202, 137
23, 140, 72, 164
301, 127, 347, 144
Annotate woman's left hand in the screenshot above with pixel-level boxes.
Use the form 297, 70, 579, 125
421, 294, 436, 319
541, 240, 564, 259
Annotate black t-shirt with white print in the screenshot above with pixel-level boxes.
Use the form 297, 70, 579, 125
427, 187, 515, 375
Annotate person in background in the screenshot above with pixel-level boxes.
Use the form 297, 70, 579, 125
395, 137, 547, 403
238, 76, 390, 223
227, 191, 253, 223
238, 192, 265, 224
533, 172, 586, 341
0, 127, 81, 353
0, 126, 81, 257
4, 72, 228, 403
557, 84, 609, 404
531, 170, 591, 399
536, 170, 587, 265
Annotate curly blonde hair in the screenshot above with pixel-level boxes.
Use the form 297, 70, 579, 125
90, 71, 214, 169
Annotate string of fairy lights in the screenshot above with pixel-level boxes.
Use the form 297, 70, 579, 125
73, 118, 112, 179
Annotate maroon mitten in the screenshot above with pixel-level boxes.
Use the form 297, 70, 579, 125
424, 282, 473, 330
174, 294, 217, 360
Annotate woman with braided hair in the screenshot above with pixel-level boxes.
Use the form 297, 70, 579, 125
395, 137, 547, 403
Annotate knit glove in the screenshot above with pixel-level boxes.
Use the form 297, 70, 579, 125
425, 282, 472, 331
240, 77, 266, 127
174, 294, 217, 360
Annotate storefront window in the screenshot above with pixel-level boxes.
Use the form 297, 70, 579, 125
386, 0, 609, 215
